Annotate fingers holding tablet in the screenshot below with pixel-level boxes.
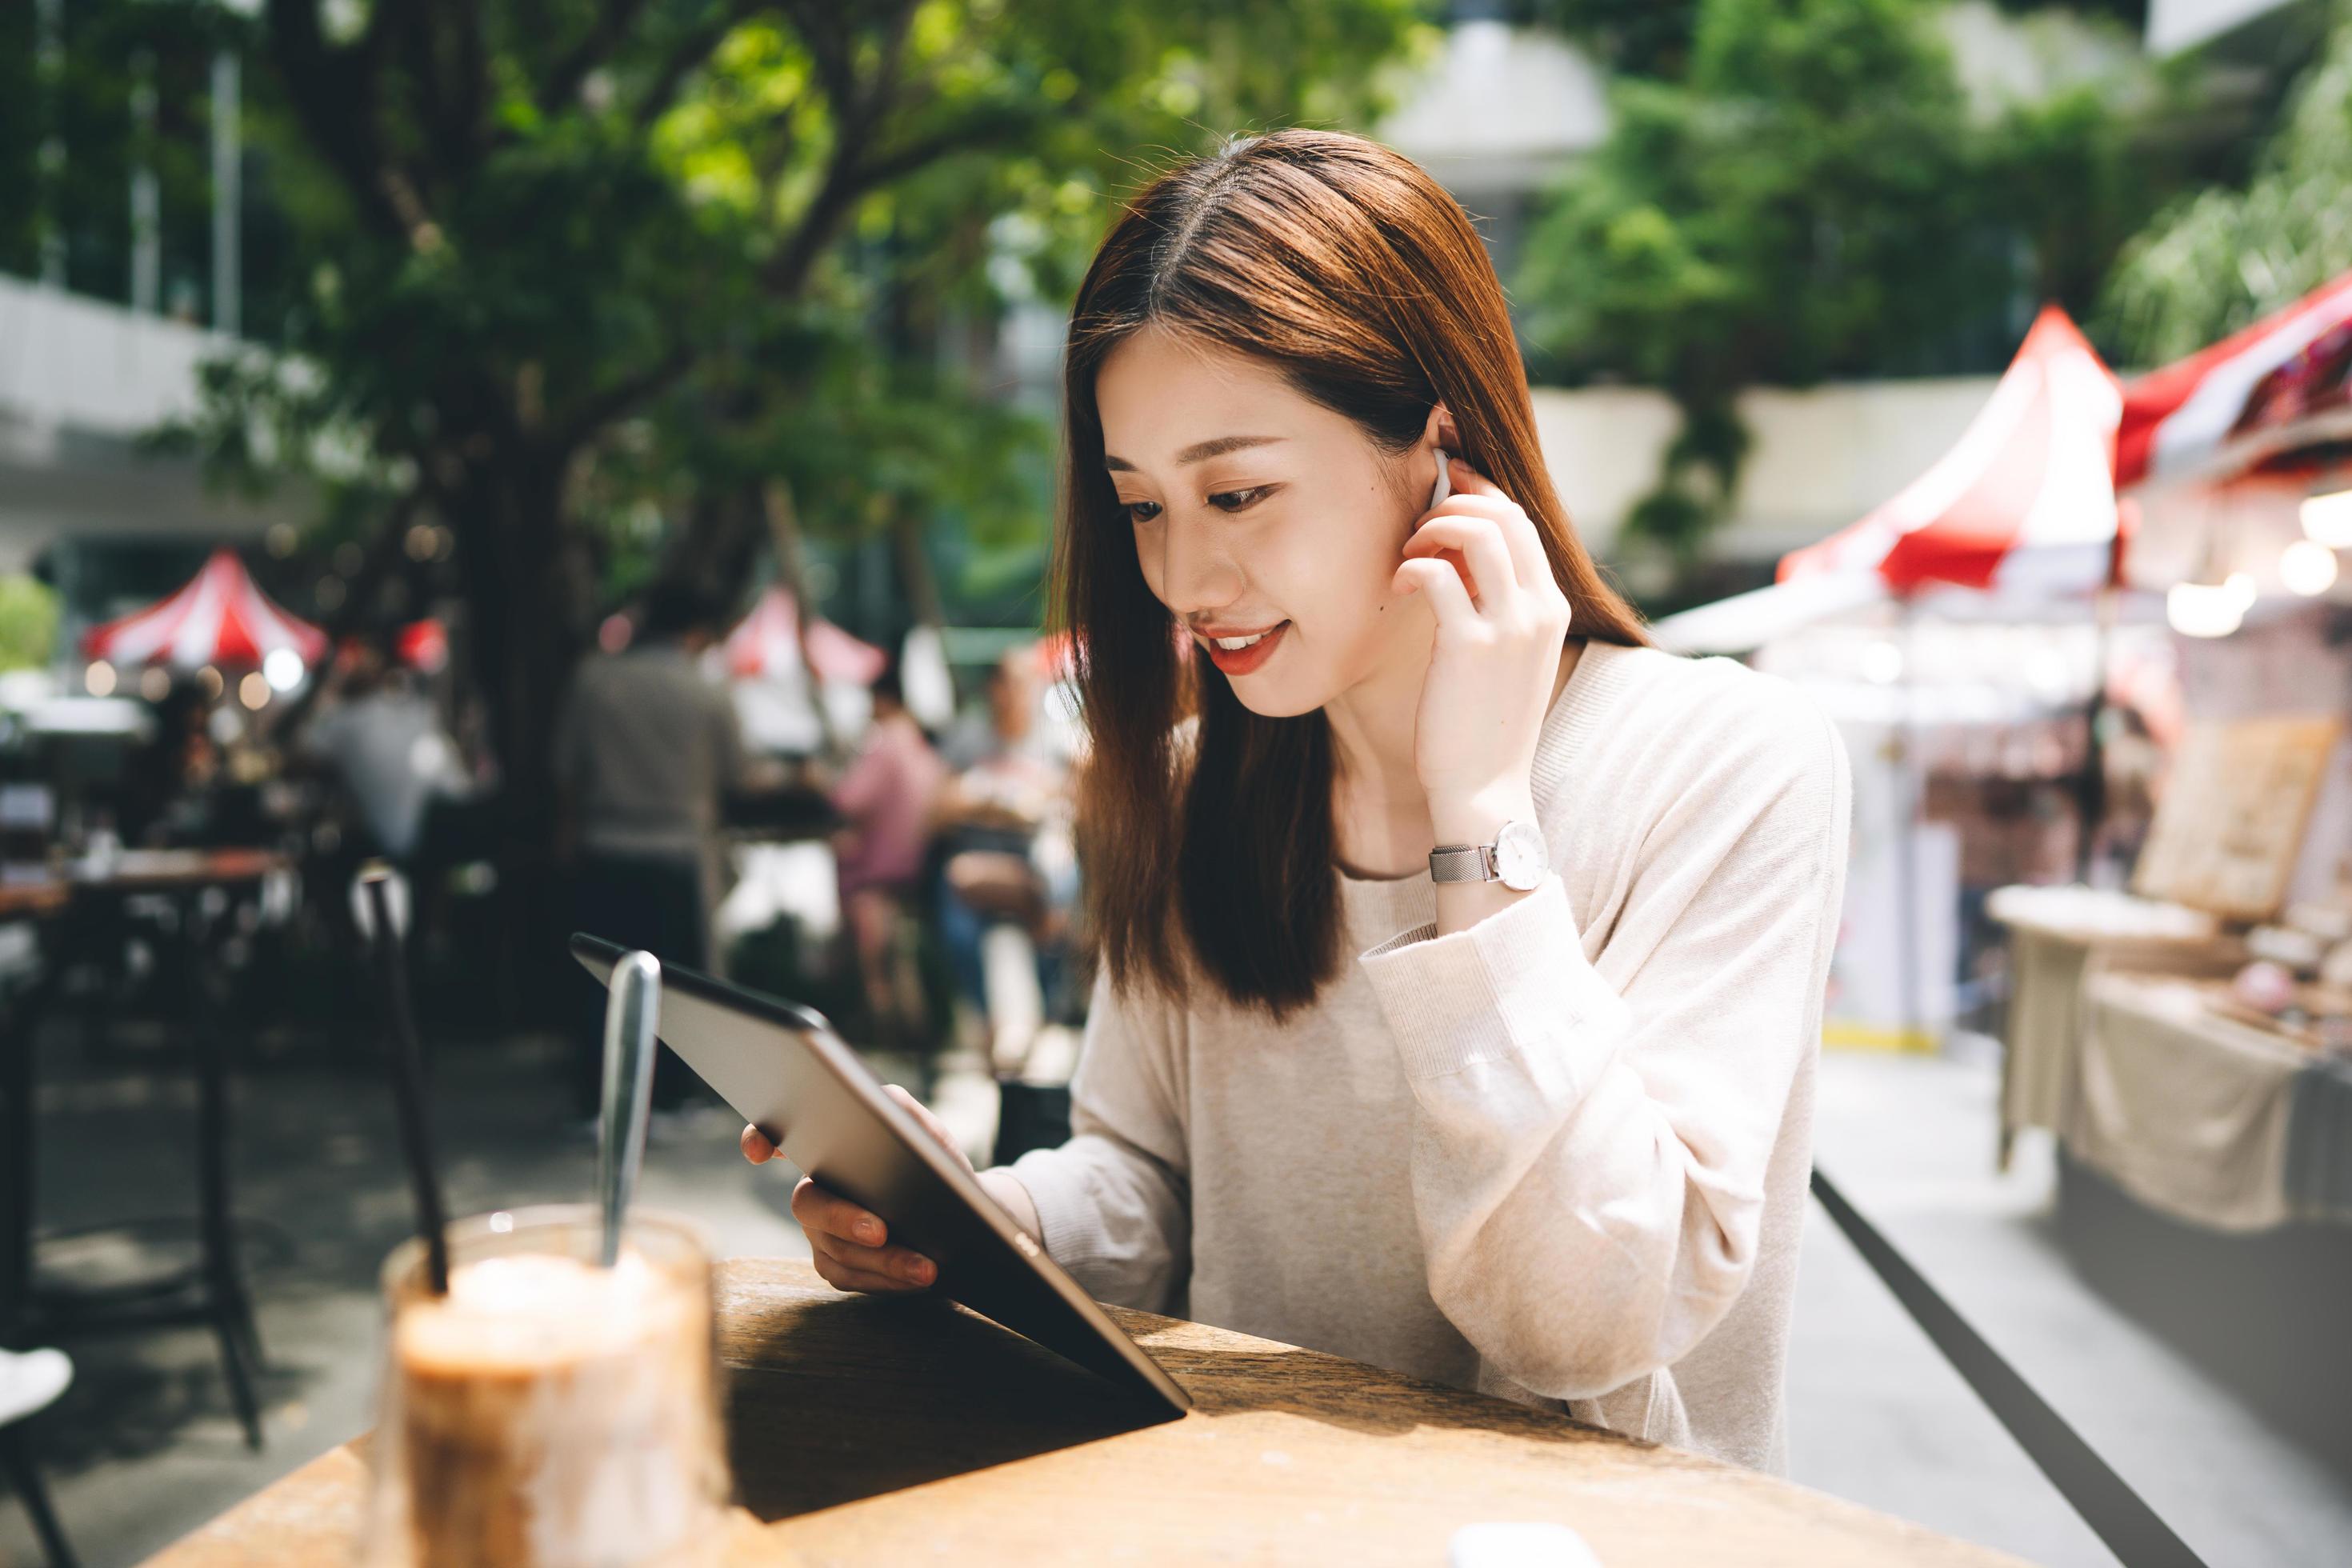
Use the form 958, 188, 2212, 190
742, 1115, 939, 1293
791, 1174, 938, 1292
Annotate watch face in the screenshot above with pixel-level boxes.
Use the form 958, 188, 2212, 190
1494, 820, 1549, 891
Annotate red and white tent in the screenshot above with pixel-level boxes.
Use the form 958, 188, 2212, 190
82, 548, 329, 672
2116, 270, 2352, 492
724, 586, 888, 686
1778, 306, 2126, 596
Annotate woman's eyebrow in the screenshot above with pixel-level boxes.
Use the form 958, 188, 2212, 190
1104, 434, 1286, 472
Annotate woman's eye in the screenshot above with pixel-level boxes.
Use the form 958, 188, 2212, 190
1208, 486, 1273, 514
1118, 486, 1271, 524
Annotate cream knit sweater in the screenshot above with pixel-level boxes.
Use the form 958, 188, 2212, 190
994, 639, 1853, 1472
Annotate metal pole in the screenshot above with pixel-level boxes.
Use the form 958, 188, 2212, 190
131, 50, 159, 315
35, 0, 65, 289
1898, 598, 1922, 1051
1814, 1168, 2210, 1568
210, 49, 242, 337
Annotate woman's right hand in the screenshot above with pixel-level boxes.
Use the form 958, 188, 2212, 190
740, 1084, 955, 1294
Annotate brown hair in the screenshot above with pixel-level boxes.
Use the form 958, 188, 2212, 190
1052, 129, 1649, 1020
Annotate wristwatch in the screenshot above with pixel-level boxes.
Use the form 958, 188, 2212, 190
1429, 820, 1549, 891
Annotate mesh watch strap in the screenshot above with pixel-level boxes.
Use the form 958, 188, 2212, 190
1428, 844, 1494, 884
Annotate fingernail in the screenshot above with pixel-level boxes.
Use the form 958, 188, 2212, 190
858, 1218, 882, 1243
906, 1258, 934, 1282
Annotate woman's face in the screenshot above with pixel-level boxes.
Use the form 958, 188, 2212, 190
1094, 325, 1433, 719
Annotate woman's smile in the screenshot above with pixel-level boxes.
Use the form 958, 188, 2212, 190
1198, 619, 1290, 674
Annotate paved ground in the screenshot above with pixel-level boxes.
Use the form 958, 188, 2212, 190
1794, 1046, 2352, 1567
4, 1025, 2349, 1566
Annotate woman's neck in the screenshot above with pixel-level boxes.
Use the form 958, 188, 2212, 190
1322, 632, 1582, 879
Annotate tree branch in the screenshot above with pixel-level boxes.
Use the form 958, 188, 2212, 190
855, 99, 1042, 190
778, 0, 857, 128
758, 95, 1040, 298
546, 345, 697, 455
450, 1, 490, 173
630, 0, 769, 133
394, 5, 451, 178
546, 3, 1030, 450
264, 0, 409, 240
539, 0, 658, 117
754, 0, 924, 298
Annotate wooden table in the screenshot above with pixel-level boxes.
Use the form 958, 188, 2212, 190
0, 882, 70, 921
146, 1258, 2018, 1566
65, 846, 286, 895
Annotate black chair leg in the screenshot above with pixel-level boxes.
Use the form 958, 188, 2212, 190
209, 1306, 264, 1453
188, 898, 264, 1454
0, 1426, 78, 1568
228, 1284, 266, 1374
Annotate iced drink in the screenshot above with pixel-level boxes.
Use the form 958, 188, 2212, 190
363, 1206, 727, 1568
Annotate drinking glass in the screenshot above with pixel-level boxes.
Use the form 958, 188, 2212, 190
360, 1204, 729, 1568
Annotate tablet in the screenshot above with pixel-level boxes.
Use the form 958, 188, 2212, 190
570, 933, 1190, 1414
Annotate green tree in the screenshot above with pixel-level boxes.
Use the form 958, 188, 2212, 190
1511, 1, 1706, 79
2103, 0, 2352, 364
1516, 0, 2001, 559
1514, 0, 2178, 564
0, 577, 60, 672
182, 0, 1427, 850
1507, 2, 2153, 83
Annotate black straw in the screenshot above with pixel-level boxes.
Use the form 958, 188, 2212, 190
362, 863, 450, 1295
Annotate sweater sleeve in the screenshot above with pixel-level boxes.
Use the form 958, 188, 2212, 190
990, 965, 1191, 1314
1357, 691, 1850, 1401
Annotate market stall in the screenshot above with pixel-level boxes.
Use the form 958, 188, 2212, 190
1988, 268, 2352, 1241
1660, 306, 2135, 1051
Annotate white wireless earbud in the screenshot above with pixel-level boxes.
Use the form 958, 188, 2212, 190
1430, 447, 1452, 510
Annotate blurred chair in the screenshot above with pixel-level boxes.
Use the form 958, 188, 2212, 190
0, 1345, 78, 1568
6, 870, 268, 1453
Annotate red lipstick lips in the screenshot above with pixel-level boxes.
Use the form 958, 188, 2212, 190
1197, 620, 1290, 676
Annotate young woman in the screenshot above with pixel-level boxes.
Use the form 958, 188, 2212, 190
746, 129, 1852, 1474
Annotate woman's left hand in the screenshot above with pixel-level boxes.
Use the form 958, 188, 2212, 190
1390, 456, 1574, 823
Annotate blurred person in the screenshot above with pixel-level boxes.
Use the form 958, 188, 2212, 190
120, 678, 220, 846
298, 640, 468, 864
930, 650, 1078, 1058
555, 578, 748, 1111
827, 664, 946, 1051
748, 130, 1850, 1477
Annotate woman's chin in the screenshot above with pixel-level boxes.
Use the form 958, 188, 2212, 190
1223, 674, 1329, 719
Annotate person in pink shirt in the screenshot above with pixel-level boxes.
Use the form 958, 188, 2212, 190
830, 667, 946, 1046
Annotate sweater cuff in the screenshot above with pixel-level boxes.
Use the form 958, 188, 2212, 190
1357, 872, 1627, 1083
994, 1147, 1110, 1275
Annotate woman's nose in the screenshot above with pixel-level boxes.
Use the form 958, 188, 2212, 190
1155, 517, 1244, 616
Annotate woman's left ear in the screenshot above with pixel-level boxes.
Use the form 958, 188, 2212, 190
1424, 402, 1458, 455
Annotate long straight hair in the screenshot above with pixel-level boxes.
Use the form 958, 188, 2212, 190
1053, 129, 1650, 1020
